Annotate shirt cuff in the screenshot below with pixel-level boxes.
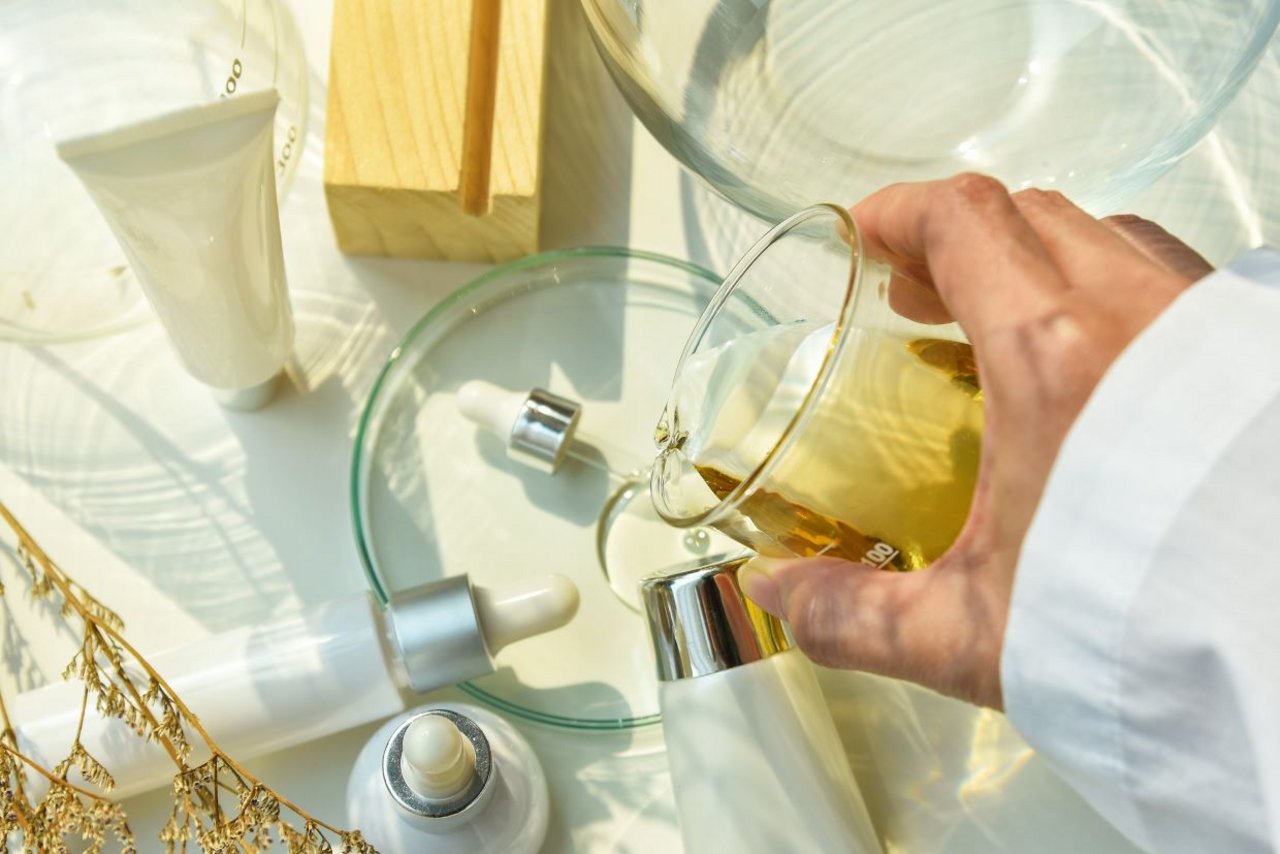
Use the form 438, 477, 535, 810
1000, 248, 1280, 850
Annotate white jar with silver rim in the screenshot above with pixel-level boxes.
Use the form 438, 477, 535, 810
346, 702, 549, 853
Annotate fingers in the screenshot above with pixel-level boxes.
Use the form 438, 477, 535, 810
852, 178, 1204, 342
886, 271, 953, 324
740, 556, 1005, 708
1102, 214, 1214, 283
1010, 189, 1157, 286
851, 174, 1068, 338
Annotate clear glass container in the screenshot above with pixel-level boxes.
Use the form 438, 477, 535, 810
351, 248, 726, 730
652, 204, 982, 570
0, 0, 308, 343
581, 0, 1280, 221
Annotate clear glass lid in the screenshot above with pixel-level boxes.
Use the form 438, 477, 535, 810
350, 248, 728, 729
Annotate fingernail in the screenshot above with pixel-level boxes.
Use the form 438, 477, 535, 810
738, 557, 786, 615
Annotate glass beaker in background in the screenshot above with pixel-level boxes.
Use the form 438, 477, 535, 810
651, 204, 983, 570
0, 0, 308, 343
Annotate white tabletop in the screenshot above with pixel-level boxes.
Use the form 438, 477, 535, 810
1, 2, 1277, 851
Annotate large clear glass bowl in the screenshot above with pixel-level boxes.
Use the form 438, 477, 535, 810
581, 0, 1279, 220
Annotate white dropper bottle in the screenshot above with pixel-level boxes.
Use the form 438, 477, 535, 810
347, 702, 549, 854
14, 574, 578, 798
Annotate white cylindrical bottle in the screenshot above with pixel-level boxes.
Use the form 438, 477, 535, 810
347, 702, 549, 854
640, 556, 883, 854
13, 574, 577, 799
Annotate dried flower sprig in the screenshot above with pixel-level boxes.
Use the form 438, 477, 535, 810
0, 501, 376, 853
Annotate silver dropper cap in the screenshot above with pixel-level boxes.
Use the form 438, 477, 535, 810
385, 577, 493, 694
510, 388, 580, 473
456, 382, 582, 474
383, 573, 579, 694
640, 555, 791, 681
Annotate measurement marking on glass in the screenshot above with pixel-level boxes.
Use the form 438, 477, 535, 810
859, 542, 899, 569
276, 125, 298, 177
221, 57, 243, 96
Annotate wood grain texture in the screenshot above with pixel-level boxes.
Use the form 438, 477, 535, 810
459, 0, 502, 215
324, 0, 547, 262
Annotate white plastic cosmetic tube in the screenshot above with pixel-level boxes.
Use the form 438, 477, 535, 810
57, 90, 293, 410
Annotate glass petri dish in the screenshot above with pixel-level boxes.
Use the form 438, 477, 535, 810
351, 248, 723, 730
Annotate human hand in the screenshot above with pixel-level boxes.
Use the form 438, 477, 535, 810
738, 175, 1212, 708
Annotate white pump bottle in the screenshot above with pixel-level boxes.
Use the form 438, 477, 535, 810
347, 702, 549, 853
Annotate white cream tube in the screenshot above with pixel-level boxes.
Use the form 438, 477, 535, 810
57, 90, 293, 410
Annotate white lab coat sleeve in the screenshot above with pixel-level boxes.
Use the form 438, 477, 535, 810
1001, 248, 1280, 854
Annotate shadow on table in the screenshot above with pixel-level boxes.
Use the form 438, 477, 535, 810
540, 0, 635, 250
472, 675, 675, 852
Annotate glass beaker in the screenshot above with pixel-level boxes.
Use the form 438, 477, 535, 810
651, 204, 983, 571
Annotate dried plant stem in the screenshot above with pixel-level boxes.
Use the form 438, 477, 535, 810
72, 626, 93, 743
0, 677, 29, 799
0, 692, 40, 843
9, 740, 113, 803
0, 500, 372, 852
96, 602, 347, 839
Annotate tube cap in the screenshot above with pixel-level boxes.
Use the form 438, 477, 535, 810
208, 370, 282, 411
640, 555, 790, 681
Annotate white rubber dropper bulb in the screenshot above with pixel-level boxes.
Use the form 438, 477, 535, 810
401, 715, 476, 800
474, 574, 580, 654
457, 380, 525, 441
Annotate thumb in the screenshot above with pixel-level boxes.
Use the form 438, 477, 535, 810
740, 556, 1005, 707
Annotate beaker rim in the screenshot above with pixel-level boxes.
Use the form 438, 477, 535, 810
654, 202, 862, 531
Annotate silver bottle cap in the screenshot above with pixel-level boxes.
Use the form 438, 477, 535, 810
510, 388, 580, 473
385, 577, 493, 694
383, 709, 494, 823
640, 555, 791, 681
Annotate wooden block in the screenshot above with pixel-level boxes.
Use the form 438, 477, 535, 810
324, 0, 548, 262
